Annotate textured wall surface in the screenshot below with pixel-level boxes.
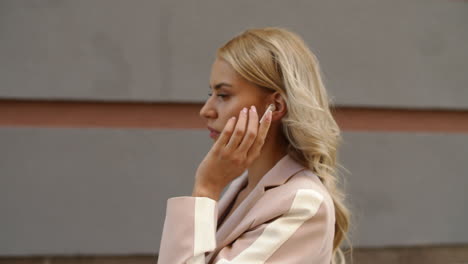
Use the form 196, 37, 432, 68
1, 127, 207, 254
1, 128, 467, 254
341, 132, 468, 247
0, 0, 467, 108
0, 0, 163, 101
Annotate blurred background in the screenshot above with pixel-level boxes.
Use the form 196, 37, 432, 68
0, 0, 467, 263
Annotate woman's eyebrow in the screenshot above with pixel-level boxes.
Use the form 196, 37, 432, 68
209, 82, 233, 90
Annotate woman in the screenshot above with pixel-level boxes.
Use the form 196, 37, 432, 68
157, 27, 350, 264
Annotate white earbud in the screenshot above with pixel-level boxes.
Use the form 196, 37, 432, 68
268, 103, 276, 112
259, 103, 276, 123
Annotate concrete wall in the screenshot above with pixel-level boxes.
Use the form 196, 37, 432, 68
1, 128, 468, 255
0, 0, 467, 257
1, 0, 466, 107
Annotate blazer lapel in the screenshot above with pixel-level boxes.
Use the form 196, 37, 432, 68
215, 153, 307, 251
216, 170, 249, 229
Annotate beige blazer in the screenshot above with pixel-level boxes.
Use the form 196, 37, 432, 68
157, 153, 335, 264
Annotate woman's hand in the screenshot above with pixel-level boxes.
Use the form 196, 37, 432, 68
192, 105, 273, 200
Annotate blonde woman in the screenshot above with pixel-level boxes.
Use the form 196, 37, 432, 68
157, 27, 350, 264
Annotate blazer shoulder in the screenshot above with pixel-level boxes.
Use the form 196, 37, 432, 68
270, 169, 332, 204
250, 169, 335, 228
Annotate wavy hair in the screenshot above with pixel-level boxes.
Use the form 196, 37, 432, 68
216, 27, 351, 263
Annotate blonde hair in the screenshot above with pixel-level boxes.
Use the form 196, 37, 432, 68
217, 27, 351, 263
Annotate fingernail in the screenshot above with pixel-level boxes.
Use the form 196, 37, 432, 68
242, 107, 248, 114
266, 110, 272, 121
250, 105, 256, 113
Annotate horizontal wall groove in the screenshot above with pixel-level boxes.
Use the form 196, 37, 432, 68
1, 99, 467, 133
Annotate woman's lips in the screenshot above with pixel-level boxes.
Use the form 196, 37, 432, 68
207, 126, 220, 138
209, 130, 219, 138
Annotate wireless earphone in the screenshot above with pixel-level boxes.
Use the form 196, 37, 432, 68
259, 103, 276, 123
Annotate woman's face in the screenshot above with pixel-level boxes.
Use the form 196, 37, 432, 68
200, 58, 272, 141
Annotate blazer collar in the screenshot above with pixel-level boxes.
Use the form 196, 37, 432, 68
258, 152, 307, 190
213, 153, 307, 253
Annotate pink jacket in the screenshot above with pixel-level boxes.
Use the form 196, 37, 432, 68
157, 153, 335, 263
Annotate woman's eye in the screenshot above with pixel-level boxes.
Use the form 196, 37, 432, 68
208, 93, 228, 99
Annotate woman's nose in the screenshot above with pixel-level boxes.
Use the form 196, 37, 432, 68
199, 104, 216, 119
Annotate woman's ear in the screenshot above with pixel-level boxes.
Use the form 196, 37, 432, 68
270, 92, 287, 120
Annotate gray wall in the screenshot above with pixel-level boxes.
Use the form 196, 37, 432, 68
2, 128, 468, 254
1, 0, 467, 107
0, 0, 467, 256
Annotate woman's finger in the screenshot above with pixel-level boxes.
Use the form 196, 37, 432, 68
247, 109, 272, 160
212, 115, 237, 152
237, 105, 258, 154
225, 107, 248, 151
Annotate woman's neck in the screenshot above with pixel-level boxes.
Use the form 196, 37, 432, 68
245, 128, 289, 191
